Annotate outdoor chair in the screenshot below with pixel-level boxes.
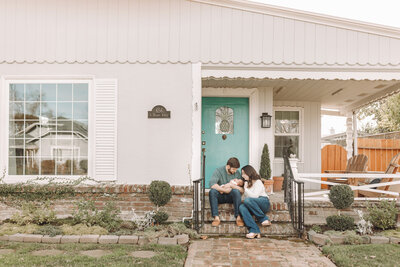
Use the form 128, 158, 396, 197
353, 152, 400, 197
324, 154, 368, 185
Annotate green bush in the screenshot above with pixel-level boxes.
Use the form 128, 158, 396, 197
153, 211, 169, 224
310, 225, 322, 234
329, 185, 354, 210
367, 200, 398, 230
326, 215, 355, 231
33, 225, 63, 237
72, 200, 122, 232
11, 201, 56, 225
149, 180, 172, 207
259, 144, 271, 179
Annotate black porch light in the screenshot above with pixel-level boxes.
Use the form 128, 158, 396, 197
260, 112, 272, 128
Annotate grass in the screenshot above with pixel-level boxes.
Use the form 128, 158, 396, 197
0, 241, 187, 267
322, 244, 400, 267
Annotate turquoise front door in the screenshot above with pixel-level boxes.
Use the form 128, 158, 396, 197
202, 97, 249, 188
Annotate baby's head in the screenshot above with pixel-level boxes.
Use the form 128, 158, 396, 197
231, 178, 244, 187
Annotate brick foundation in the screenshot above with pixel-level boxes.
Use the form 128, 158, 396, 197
0, 184, 193, 222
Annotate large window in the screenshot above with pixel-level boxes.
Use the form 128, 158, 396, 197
8, 83, 89, 176
274, 108, 302, 159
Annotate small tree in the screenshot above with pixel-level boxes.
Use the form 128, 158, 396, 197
259, 144, 271, 179
148, 180, 172, 224
326, 185, 355, 231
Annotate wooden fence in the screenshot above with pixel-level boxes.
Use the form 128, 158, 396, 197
321, 138, 400, 189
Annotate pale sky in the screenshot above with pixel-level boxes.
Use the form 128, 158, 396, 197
252, 0, 400, 28
252, 0, 396, 136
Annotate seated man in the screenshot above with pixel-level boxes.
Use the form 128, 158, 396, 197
209, 157, 244, 227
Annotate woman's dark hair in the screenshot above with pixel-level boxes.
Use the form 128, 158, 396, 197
241, 165, 260, 188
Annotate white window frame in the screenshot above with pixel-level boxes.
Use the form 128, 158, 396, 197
0, 77, 94, 182
273, 106, 304, 162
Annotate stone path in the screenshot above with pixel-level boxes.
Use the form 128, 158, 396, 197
185, 237, 336, 267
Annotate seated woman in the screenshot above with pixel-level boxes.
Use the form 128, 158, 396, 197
239, 165, 271, 239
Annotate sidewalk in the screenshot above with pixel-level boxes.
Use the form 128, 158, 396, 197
185, 237, 335, 267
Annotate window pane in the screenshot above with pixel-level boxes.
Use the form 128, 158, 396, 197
57, 158, 72, 175
9, 102, 24, 120
73, 136, 88, 157
274, 136, 299, 158
57, 102, 72, 119
57, 84, 72, 101
73, 102, 88, 119
25, 84, 40, 101
25, 155, 39, 175
41, 159, 55, 175
215, 107, 234, 134
40, 134, 57, 157
73, 84, 88, 101
41, 84, 56, 101
9, 84, 24, 101
9, 139, 25, 156
73, 158, 88, 175
9, 157, 24, 175
26, 102, 40, 119
41, 102, 56, 119
275, 111, 299, 134
9, 121, 25, 138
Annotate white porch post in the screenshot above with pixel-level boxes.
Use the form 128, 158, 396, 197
346, 112, 354, 159
353, 111, 358, 155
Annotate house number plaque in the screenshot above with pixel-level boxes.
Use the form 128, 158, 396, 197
148, 105, 171, 118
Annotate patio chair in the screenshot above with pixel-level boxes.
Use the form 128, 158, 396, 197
324, 154, 368, 185
354, 152, 400, 197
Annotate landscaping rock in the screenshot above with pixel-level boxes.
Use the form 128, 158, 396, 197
328, 235, 345, 245
175, 234, 189, 244
80, 235, 99, 243
23, 234, 43, 243
42, 235, 62, 244
390, 237, 400, 244
118, 235, 138, 244
158, 237, 178, 245
0, 249, 15, 255
31, 249, 64, 256
370, 236, 389, 244
307, 230, 317, 242
0, 235, 9, 241
61, 235, 80, 244
138, 236, 149, 245
80, 250, 112, 258
130, 251, 158, 258
99, 235, 119, 244
311, 233, 330, 246
9, 234, 25, 242
361, 235, 371, 244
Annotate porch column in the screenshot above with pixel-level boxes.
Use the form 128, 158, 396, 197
346, 112, 353, 159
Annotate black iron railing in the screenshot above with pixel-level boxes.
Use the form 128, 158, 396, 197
283, 152, 304, 238
193, 149, 206, 232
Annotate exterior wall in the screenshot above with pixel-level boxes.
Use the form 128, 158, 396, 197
273, 101, 321, 190
0, 63, 193, 185
0, 0, 399, 67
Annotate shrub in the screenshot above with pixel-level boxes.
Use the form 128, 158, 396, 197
343, 231, 364, 245
72, 200, 122, 232
259, 144, 271, 179
33, 225, 63, 237
153, 211, 169, 224
0, 223, 39, 236
326, 215, 355, 231
329, 185, 354, 210
367, 200, 398, 230
148, 180, 172, 207
11, 201, 56, 225
310, 225, 322, 234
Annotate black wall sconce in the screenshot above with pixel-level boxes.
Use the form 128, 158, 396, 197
260, 112, 272, 128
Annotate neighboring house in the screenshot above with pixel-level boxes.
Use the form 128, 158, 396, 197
0, 0, 400, 190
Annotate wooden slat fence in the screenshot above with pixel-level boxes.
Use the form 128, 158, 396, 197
321, 138, 400, 189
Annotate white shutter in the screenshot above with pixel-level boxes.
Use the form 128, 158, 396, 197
94, 79, 118, 180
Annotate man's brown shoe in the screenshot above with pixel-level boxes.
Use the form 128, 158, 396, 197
211, 217, 220, 227
236, 216, 244, 227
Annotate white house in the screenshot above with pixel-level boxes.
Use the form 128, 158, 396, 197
1, 0, 400, 190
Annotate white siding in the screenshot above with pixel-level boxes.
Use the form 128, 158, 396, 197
0, 0, 399, 66
273, 101, 321, 190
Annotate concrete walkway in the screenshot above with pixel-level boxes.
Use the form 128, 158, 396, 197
185, 237, 336, 267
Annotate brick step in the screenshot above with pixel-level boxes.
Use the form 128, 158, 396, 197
200, 222, 297, 236
203, 200, 287, 211
204, 209, 291, 223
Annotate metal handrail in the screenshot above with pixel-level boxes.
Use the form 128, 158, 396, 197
193, 149, 206, 232
283, 150, 304, 238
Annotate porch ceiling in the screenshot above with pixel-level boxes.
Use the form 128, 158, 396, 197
202, 77, 400, 112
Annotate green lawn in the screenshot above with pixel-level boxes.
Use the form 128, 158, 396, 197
322, 244, 400, 267
0, 241, 187, 267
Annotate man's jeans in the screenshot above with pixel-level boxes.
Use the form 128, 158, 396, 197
239, 197, 270, 233
209, 188, 242, 218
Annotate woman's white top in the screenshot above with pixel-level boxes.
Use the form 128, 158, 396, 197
244, 179, 268, 198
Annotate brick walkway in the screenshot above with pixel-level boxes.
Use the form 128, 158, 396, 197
185, 237, 336, 267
